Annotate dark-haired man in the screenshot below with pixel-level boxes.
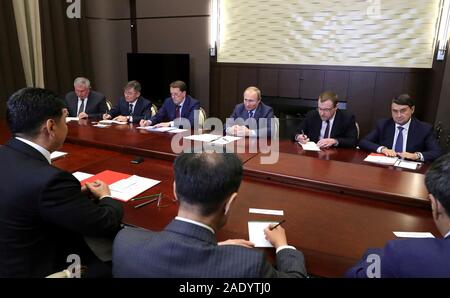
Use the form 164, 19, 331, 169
0, 88, 123, 277
346, 153, 450, 277
103, 80, 152, 123
139, 80, 200, 128
113, 152, 307, 278
359, 94, 442, 162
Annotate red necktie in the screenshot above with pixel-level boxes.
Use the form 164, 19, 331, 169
175, 105, 181, 119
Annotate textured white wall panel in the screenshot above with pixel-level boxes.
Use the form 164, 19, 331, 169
218, 0, 441, 68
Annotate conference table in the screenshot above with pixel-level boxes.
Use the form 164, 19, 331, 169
0, 119, 438, 277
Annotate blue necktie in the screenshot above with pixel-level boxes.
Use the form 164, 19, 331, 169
129, 104, 133, 116
248, 110, 253, 119
394, 127, 404, 152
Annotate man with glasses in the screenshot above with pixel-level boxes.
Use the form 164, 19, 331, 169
294, 91, 358, 148
139, 80, 200, 128
103, 80, 151, 123
226, 86, 274, 137
65, 77, 107, 119
359, 94, 442, 162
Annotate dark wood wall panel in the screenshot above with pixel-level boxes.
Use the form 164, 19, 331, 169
259, 68, 278, 96
278, 70, 300, 98
210, 62, 429, 139
325, 70, 350, 100
347, 72, 377, 137
299, 70, 324, 99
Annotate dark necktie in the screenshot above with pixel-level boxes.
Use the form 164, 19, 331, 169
129, 103, 133, 116
323, 120, 330, 139
395, 126, 404, 152
248, 110, 253, 119
78, 98, 85, 115
175, 105, 181, 119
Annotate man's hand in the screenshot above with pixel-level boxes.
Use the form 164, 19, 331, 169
113, 115, 128, 122
140, 119, 151, 127
295, 134, 309, 144
218, 239, 255, 248
103, 113, 112, 120
381, 148, 397, 157
264, 224, 288, 249
78, 112, 88, 119
317, 138, 338, 148
397, 152, 419, 160
85, 180, 111, 199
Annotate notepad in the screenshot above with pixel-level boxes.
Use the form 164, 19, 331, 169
184, 134, 223, 142
364, 153, 398, 165
248, 221, 278, 247
137, 126, 177, 132
299, 141, 321, 151
50, 151, 68, 161
394, 159, 421, 170
99, 120, 128, 125
249, 208, 284, 216
393, 232, 435, 238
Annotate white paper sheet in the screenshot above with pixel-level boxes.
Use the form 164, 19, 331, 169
50, 151, 68, 161
167, 128, 189, 134
394, 160, 421, 170
248, 221, 279, 247
364, 154, 398, 165
249, 208, 284, 216
99, 120, 128, 125
184, 134, 223, 142
72, 171, 93, 181
109, 175, 161, 202
393, 231, 434, 238
299, 141, 321, 151
93, 124, 111, 128
66, 117, 79, 122
137, 126, 177, 132
211, 136, 242, 145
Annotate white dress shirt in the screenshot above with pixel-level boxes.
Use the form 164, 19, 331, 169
15, 137, 51, 164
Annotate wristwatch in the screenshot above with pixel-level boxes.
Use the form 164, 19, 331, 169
415, 152, 421, 160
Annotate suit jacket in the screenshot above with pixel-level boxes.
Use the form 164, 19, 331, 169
295, 109, 358, 148
108, 96, 152, 123
113, 220, 307, 278
149, 95, 200, 127
345, 236, 450, 278
65, 90, 107, 118
226, 102, 274, 137
359, 118, 442, 162
0, 138, 123, 277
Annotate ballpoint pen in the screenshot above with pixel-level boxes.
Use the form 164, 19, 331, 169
133, 197, 159, 209
130, 193, 162, 201
269, 219, 286, 230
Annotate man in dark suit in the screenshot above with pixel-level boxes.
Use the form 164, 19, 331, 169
359, 94, 442, 162
346, 153, 450, 278
65, 77, 108, 119
139, 80, 200, 128
295, 91, 358, 148
226, 86, 274, 138
103, 80, 152, 123
113, 152, 307, 278
0, 88, 123, 277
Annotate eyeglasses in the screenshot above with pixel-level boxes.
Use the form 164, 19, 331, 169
131, 193, 178, 209
317, 107, 335, 113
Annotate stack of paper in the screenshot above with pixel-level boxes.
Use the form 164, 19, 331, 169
299, 141, 321, 151
99, 120, 128, 125
137, 126, 188, 133
50, 151, 68, 161
393, 231, 434, 238
66, 117, 79, 122
364, 153, 398, 165
394, 160, 421, 170
184, 134, 223, 142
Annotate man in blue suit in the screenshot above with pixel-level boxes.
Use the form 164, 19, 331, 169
359, 94, 442, 162
103, 80, 151, 123
139, 80, 200, 128
346, 153, 450, 278
65, 77, 107, 119
294, 91, 358, 148
226, 86, 274, 138
113, 152, 307, 278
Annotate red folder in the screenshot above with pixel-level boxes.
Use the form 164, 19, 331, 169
80, 170, 130, 186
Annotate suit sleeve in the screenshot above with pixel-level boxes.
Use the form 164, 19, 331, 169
108, 102, 121, 119
187, 100, 201, 127
359, 122, 383, 152
90, 94, 108, 119
420, 126, 443, 162
39, 171, 123, 237
150, 101, 168, 125
260, 249, 307, 278
293, 112, 311, 141
257, 107, 274, 138
335, 114, 358, 148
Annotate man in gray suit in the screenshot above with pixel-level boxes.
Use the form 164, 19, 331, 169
65, 77, 107, 119
113, 152, 307, 278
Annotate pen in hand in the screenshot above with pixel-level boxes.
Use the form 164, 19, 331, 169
269, 219, 286, 231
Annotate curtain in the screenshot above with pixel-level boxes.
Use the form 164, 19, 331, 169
39, 0, 94, 97
0, 0, 27, 119
12, 0, 45, 88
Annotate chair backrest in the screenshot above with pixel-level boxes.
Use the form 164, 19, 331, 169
198, 107, 207, 127
355, 122, 360, 140
105, 99, 113, 112
151, 104, 158, 117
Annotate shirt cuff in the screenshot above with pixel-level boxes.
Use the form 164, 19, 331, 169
249, 130, 257, 137
376, 146, 385, 153
276, 245, 296, 254
417, 152, 424, 162
169, 121, 175, 127
225, 127, 233, 135
98, 195, 113, 201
